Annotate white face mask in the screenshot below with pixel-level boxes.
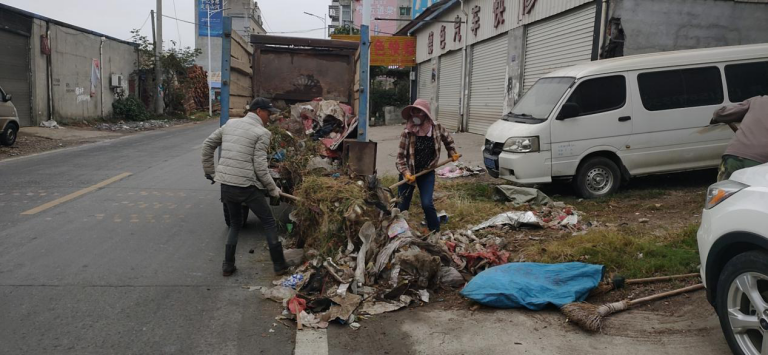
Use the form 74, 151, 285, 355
412, 117, 422, 125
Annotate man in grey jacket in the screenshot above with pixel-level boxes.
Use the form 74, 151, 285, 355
710, 95, 768, 181
202, 97, 288, 276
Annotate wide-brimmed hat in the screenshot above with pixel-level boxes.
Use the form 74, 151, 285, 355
401, 99, 435, 122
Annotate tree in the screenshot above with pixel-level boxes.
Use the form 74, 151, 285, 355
130, 29, 203, 115
331, 25, 360, 36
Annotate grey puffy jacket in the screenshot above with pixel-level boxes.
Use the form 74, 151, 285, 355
201, 113, 279, 196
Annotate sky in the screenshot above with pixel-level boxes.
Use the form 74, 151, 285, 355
0, 0, 329, 49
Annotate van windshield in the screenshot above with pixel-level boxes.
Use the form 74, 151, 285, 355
506, 77, 575, 121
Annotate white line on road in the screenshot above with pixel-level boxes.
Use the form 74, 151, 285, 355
20, 172, 132, 215
295, 329, 329, 355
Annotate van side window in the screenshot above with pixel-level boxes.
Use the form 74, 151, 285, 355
565, 75, 626, 116
725, 61, 768, 103
637, 67, 723, 111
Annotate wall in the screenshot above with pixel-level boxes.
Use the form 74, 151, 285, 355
612, 0, 768, 55
503, 26, 524, 114
228, 30, 253, 116
31, 19, 49, 125
45, 23, 135, 122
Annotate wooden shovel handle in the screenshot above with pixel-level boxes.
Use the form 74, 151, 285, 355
279, 192, 301, 201
626, 273, 700, 285
389, 155, 461, 190
626, 283, 704, 307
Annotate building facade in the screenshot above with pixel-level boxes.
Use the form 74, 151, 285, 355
329, 0, 354, 35
195, 0, 266, 92
409, 0, 768, 134
0, 4, 137, 126
352, 0, 413, 35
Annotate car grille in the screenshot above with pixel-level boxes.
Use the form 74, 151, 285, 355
484, 139, 503, 156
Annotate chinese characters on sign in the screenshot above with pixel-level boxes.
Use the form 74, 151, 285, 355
454, 15, 462, 43
440, 25, 446, 49
471, 6, 481, 36
369, 36, 417, 67
198, 0, 223, 37
524, 0, 537, 14
428, 31, 434, 55
493, 0, 506, 28
354, 0, 398, 36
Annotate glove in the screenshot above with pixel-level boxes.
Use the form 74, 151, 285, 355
205, 174, 215, 184
404, 174, 416, 184
268, 187, 281, 198
452, 153, 461, 162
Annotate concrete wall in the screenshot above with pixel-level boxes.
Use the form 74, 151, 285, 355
503, 26, 524, 114
612, 0, 768, 55
29, 19, 136, 124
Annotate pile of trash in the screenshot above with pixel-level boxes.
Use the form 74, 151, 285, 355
273, 98, 358, 159
437, 162, 486, 178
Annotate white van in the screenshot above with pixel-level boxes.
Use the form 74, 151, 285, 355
483, 43, 768, 198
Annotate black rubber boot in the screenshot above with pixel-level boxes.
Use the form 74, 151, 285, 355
269, 242, 290, 276
222, 244, 237, 277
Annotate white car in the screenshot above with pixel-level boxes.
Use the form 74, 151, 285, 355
698, 163, 768, 355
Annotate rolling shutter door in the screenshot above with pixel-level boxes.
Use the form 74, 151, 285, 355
437, 51, 461, 131
417, 62, 432, 102
467, 34, 507, 135
0, 30, 31, 126
522, 4, 596, 93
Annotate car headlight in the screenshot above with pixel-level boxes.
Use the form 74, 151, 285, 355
705, 180, 748, 209
503, 137, 539, 153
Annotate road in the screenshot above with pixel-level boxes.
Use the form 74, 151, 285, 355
0, 121, 732, 355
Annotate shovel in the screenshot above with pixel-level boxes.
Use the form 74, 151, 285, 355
388, 155, 462, 190
279, 192, 301, 201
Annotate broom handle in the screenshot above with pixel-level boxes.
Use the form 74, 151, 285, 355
626, 284, 704, 307
389, 155, 461, 190
279, 192, 301, 201
626, 273, 700, 285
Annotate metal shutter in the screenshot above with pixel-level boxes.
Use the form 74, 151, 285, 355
0, 30, 31, 126
523, 4, 596, 93
467, 34, 507, 135
437, 51, 461, 131
417, 62, 432, 102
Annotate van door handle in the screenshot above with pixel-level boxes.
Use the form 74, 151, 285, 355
618, 116, 631, 122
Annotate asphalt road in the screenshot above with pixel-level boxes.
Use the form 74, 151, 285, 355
0, 121, 294, 354
0, 121, 732, 355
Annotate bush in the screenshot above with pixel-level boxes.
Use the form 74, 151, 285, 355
112, 96, 149, 121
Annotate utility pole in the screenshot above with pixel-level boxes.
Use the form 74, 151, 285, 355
357, 0, 371, 142
154, 0, 164, 114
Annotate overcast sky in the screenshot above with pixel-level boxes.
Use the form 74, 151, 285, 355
0, 0, 328, 48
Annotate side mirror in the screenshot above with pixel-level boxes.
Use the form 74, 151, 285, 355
4, 94, 11, 102
557, 102, 580, 120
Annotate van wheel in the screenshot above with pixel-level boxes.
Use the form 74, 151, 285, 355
0, 122, 18, 146
715, 250, 768, 355
574, 157, 621, 199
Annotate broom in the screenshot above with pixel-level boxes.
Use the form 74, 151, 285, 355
589, 273, 701, 297
562, 283, 704, 332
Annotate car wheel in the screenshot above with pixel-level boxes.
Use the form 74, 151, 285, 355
223, 203, 249, 228
716, 250, 768, 355
0, 122, 18, 146
573, 157, 621, 199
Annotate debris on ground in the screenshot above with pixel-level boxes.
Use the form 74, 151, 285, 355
494, 185, 553, 207
94, 119, 191, 132
460, 262, 604, 310
39, 120, 60, 129
437, 162, 485, 178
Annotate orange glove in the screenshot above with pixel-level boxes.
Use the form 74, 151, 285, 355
405, 173, 416, 184
452, 153, 461, 162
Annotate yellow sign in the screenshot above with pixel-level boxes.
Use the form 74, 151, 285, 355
331, 35, 417, 67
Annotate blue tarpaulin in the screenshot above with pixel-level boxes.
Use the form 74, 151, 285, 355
460, 262, 604, 310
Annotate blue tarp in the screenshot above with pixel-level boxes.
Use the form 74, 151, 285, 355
460, 262, 604, 310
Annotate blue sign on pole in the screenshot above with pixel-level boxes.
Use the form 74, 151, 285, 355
198, 0, 223, 37
412, 0, 432, 19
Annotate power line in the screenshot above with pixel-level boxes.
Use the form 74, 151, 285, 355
162, 14, 196, 26
138, 12, 151, 32
172, 0, 182, 47
269, 27, 326, 34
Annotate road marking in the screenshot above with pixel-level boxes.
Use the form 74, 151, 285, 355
21, 173, 132, 215
295, 329, 328, 355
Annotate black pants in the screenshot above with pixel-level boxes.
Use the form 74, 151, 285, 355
221, 184, 278, 248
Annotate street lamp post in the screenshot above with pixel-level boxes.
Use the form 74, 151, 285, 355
303, 11, 327, 39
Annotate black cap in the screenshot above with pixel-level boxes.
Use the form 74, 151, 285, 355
249, 97, 280, 114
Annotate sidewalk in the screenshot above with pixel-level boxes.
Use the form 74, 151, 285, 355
369, 124, 485, 176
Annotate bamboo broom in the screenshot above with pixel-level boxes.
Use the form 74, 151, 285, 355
562, 283, 704, 332
589, 273, 701, 297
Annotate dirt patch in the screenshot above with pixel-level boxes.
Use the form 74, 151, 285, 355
0, 133, 104, 161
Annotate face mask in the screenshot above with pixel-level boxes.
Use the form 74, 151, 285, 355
412, 117, 422, 125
